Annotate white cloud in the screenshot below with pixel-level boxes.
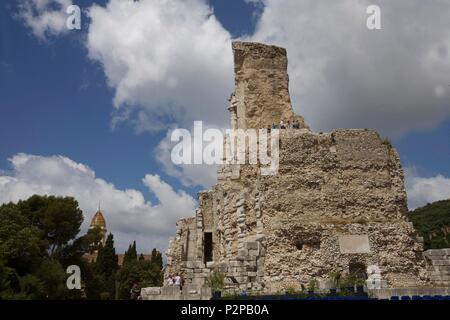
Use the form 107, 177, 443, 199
154, 127, 218, 188
83, 0, 450, 186
17, 0, 72, 40
249, 0, 450, 137
0, 153, 197, 253
19, 0, 450, 138
405, 167, 450, 210
86, 0, 234, 132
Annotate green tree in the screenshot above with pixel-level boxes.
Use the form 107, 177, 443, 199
409, 199, 450, 250
123, 241, 137, 266
95, 233, 118, 299
0, 195, 94, 299
151, 248, 163, 270
116, 260, 141, 299
0, 203, 42, 274
0, 260, 21, 299
34, 258, 67, 299
17, 195, 83, 257
116, 246, 163, 299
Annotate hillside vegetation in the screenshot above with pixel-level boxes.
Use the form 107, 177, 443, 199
409, 199, 450, 250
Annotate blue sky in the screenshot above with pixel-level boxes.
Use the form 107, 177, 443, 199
1, 0, 449, 252
0, 0, 260, 196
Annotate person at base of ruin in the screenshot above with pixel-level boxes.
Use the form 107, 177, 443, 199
280, 120, 285, 129
287, 121, 292, 129
167, 275, 174, 286
174, 274, 181, 287
130, 283, 141, 300
271, 122, 277, 129
180, 275, 185, 290
267, 125, 271, 133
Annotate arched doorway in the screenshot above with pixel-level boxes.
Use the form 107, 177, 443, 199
349, 261, 367, 280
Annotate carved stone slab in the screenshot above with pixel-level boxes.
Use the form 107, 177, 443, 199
338, 235, 371, 254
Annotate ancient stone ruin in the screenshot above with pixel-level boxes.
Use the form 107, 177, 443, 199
160, 41, 432, 296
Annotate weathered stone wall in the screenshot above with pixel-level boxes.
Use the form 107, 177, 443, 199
162, 41, 429, 295
423, 249, 450, 286
259, 129, 426, 291
232, 41, 308, 130
165, 217, 196, 279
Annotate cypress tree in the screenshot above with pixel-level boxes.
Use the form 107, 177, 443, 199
123, 241, 138, 266
95, 233, 118, 299
130, 241, 137, 261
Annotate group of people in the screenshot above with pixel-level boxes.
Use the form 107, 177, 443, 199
270, 119, 302, 130
166, 274, 184, 288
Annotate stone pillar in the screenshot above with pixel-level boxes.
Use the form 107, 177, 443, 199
236, 192, 246, 251
231, 41, 308, 129
228, 93, 238, 130
195, 208, 204, 263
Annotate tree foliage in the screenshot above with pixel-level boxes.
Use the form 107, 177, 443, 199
116, 243, 163, 299
0, 195, 163, 300
94, 233, 118, 299
123, 240, 137, 266
409, 199, 450, 250
0, 195, 88, 299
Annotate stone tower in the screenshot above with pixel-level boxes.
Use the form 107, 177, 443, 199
230, 41, 308, 130
164, 42, 428, 293
89, 207, 107, 246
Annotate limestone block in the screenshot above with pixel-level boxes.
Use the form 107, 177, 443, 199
338, 235, 371, 254
141, 287, 161, 296
245, 242, 259, 250
432, 260, 450, 266
238, 249, 249, 257
230, 260, 243, 267
430, 275, 450, 281
161, 286, 182, 300
424, 249, 448, 256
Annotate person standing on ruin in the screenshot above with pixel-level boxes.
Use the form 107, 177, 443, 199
174, 274, 181, 287
167, 275, 174, 286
